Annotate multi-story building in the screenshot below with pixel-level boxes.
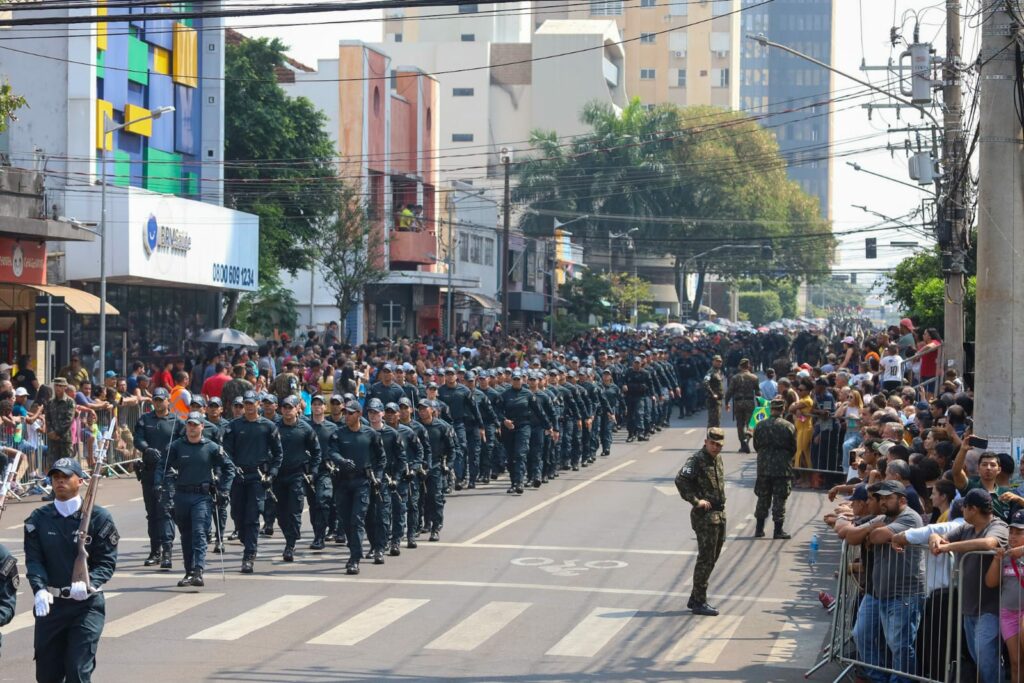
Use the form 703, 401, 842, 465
740, 0, 834, 218
0, 0, 260, 366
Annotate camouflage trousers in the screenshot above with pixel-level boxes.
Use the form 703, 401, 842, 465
733, 400, 754, 445
706, 400, 721, 428
690, 510, 725, 603
754, 475, 792, 523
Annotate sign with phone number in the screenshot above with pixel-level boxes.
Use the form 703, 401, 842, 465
212, 263, 255, 288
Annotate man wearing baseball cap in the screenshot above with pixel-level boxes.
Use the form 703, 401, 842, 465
273, 395, 321, 563
752, 397, 796, 539
24, 457, 119, 682
134, 386, 185, 569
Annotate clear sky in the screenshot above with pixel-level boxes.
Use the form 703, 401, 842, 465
230, 0, 975, 293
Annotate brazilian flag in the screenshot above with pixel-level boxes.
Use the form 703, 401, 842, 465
748, 396, 770, 431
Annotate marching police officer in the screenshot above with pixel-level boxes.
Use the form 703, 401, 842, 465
0, 542, 15, 658
702, 355, 725, 429
437, 367, 479, 490
384, 401, 420, 554
724, 358, 761, 453
274, 395, 321, 562
599, 369, 622, 457
526, 372, 557, 487
159, 411, 235, 587
398, 397, 431, 547
222, 390, 283, 574
500, 370, 552, 495
205, 397, 231, 554
134, 386, 183, 569
366, 399, 406, 563
752, 397, 796, 539
305, 394, 338, 551
327, 400, 386, 574
25, 458, 119, 682
366, 363, 406, 411
674, 428, 727, 617
417, 399, 456, 541
622, 358, 650, 443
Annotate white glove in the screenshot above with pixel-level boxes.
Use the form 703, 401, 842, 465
68, 581, 89, 601
34, 589, 53, 617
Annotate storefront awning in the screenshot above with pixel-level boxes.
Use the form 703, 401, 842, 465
463, 292, 501, 311
28, 285, 120, 316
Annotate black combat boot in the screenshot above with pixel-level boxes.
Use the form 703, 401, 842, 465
773, 522, 791, 540
372, 549, 385, 565
190, 569, 205, 587
389, 542, 401, 557
160, 548, 172, 570
240, 554, 254, 574
144, 551, 160, 567
755, 518, 766, 538
176, 573, 193, 587
283, 546, 294, 562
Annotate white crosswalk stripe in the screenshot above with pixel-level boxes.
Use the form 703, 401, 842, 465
545, 607, 636, 658
0, 593, 122, 637
308, 597, 429, 646
105, 592, 223, 638
661, 614, 744, 663
424, 601, 530, 652
188, 594, 323, 641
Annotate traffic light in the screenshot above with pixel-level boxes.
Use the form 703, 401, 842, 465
761, 242, 774, 260
865, 237, 877, 259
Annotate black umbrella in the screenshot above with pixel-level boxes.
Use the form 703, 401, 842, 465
195, 328, 259, 348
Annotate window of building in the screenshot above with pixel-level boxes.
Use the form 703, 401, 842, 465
590, 0, 622, 15
484, 238, 494, 265
640, 0, 656, 6
710, 31, 730, 56
379, 302, 404, 336
640, 68, 656, 80
390, 69, 398, 90
643, 103, 656, 111
452, 133, 474, 142
461, 33, 475, 41
452, 87, 475, 97
676, 68, 686, 87
459, 233, 470, 261
640, 32, 656, 43
394, 33, 403, 43
711, 0, 731, 16
459, 3, 479, 12
711, 67, 729, 87
669, 30, 687, 56
668, 0, 687, 15
470, 235, 482, 264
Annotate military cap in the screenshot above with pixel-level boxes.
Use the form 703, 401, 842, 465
402, 362, 415, 372
53, 377, 68, 387
427, 381, 439, 390
464, 371, 476, 381
381, 363, 394, 373
417, 398, 433, 409
208, 397, 223, 407
233, 396, 245, 406
398, 397, 413, 408
310, 394, 325, 404
343, 400, 363, 413
186, 411, 205, 425
602, 368, 613, 375
739, 358, 750, 367
48, 457, 86, 478
567, 370, 577, 378
706, 427, 726, 442
242, 390, 258, 403
511, 370, 524, 379
190, 396, 206, 408
769, 397, 786, 410
444, 367, 456, 375
281, 395, 301, 408
366, 398, 385, 412
548, 369, 559, 376
330, 394, 344, 403
384, 402, 400, 413
343, 393, 356, 402
153, 387, 170, 400
262, 393, 278, 404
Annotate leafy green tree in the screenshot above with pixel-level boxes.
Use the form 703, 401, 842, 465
739, 291, 783, 325
882, 240, 977, 340
223, 35, 341, 325
235, 281, 299, 338
0, 80, 26, 133
514, 100, 834, 318
559, 269, 613, 322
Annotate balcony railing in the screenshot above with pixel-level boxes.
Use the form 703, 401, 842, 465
389, 228, 437, 268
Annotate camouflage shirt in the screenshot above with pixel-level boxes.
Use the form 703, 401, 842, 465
753, 416, 797, 478
702, 369, 724, 401
674, 447, 726, 511
271, 372, 301, 403
44, 395, 75, 439
725, 371, 760, 405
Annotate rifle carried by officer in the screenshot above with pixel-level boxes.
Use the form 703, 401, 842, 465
71, 421, 116, 588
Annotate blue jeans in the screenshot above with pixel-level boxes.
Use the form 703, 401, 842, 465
843, 432, 862, 464
853, 594, 924, 682
963, 612, 1002, 683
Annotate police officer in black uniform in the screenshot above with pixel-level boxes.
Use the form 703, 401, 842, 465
305, 394, 338, 551
0, 541, 16, 658
327, 400, 386, 575
417, 399, 456, 542
437, 367, 479, 490
274, 395, 321, 562
366, 363, 406, 412
501, 370, 552, 494
205, 397, 231, 554
25, 458, 118, 683
366, 398, 406, 564
385, 400, 421, 554
133, 386, 183, 569
159, 411, 235, 587
222, 390, 283, 574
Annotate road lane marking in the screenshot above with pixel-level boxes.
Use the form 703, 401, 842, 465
112, 572, 793, 604
647, 445, 663, 453
6, 524, 22, 530
0, 593, 122, 637
434, 542, 695, 556
464, 459, 637, 544
684, 429, 697, 435
424, 601, 530, 651
765, 619, 816, 663
654, 485, 678, 497
546, 607, 636, 657
188, 594, 322, 641
130, 497, 144, 502
308, 598, 428, 646
105, 592, 223, 638
662, 614, 744, 663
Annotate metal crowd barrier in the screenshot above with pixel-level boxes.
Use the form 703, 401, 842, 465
793, 419, 848, 480
814, 537, 1014, 682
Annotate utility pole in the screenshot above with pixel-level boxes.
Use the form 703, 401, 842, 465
446, 195, 454, 340
974, 1, 1024, 444
500, 147, 512, 334
549, 239, 557, 346
940, 0, 967, 375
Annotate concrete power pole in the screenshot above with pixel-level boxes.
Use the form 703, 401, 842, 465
974, 1, 1024, 444
500, 148, 512, 334
940, 0, 967, 374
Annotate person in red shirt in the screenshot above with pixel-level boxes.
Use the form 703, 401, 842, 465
201, 362, 231, 399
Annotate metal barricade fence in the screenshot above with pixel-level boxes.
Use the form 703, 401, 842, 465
815, 530, 961, 682
793, 419, 848, 480
952, 549, 1014, 683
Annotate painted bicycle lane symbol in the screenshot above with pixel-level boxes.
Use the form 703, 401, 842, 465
510, 556, 628, 577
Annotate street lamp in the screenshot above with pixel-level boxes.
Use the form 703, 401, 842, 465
607, 227, 637, 274
846, 161, 937, 195
547, 214, 589, 345
95, 105, 174, 381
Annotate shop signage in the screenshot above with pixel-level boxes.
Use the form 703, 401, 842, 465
143, 214, 193, 257
0, 238, 46, 285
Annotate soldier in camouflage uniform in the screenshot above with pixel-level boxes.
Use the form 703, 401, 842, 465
752, 398, 796, 539
674, 427, 727, 617
271, 359, 303, 404
44, 378, 76, 468
702, 355, 724, 429
724, 358, 760, 453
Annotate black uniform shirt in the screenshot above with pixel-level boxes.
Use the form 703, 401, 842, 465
24, 503, 118, 592
222, 416, 284, 479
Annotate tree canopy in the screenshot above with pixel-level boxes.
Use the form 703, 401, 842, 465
514, 100, 835, 316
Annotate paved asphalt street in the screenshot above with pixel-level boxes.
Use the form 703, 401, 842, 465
0, 413, 837, 682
